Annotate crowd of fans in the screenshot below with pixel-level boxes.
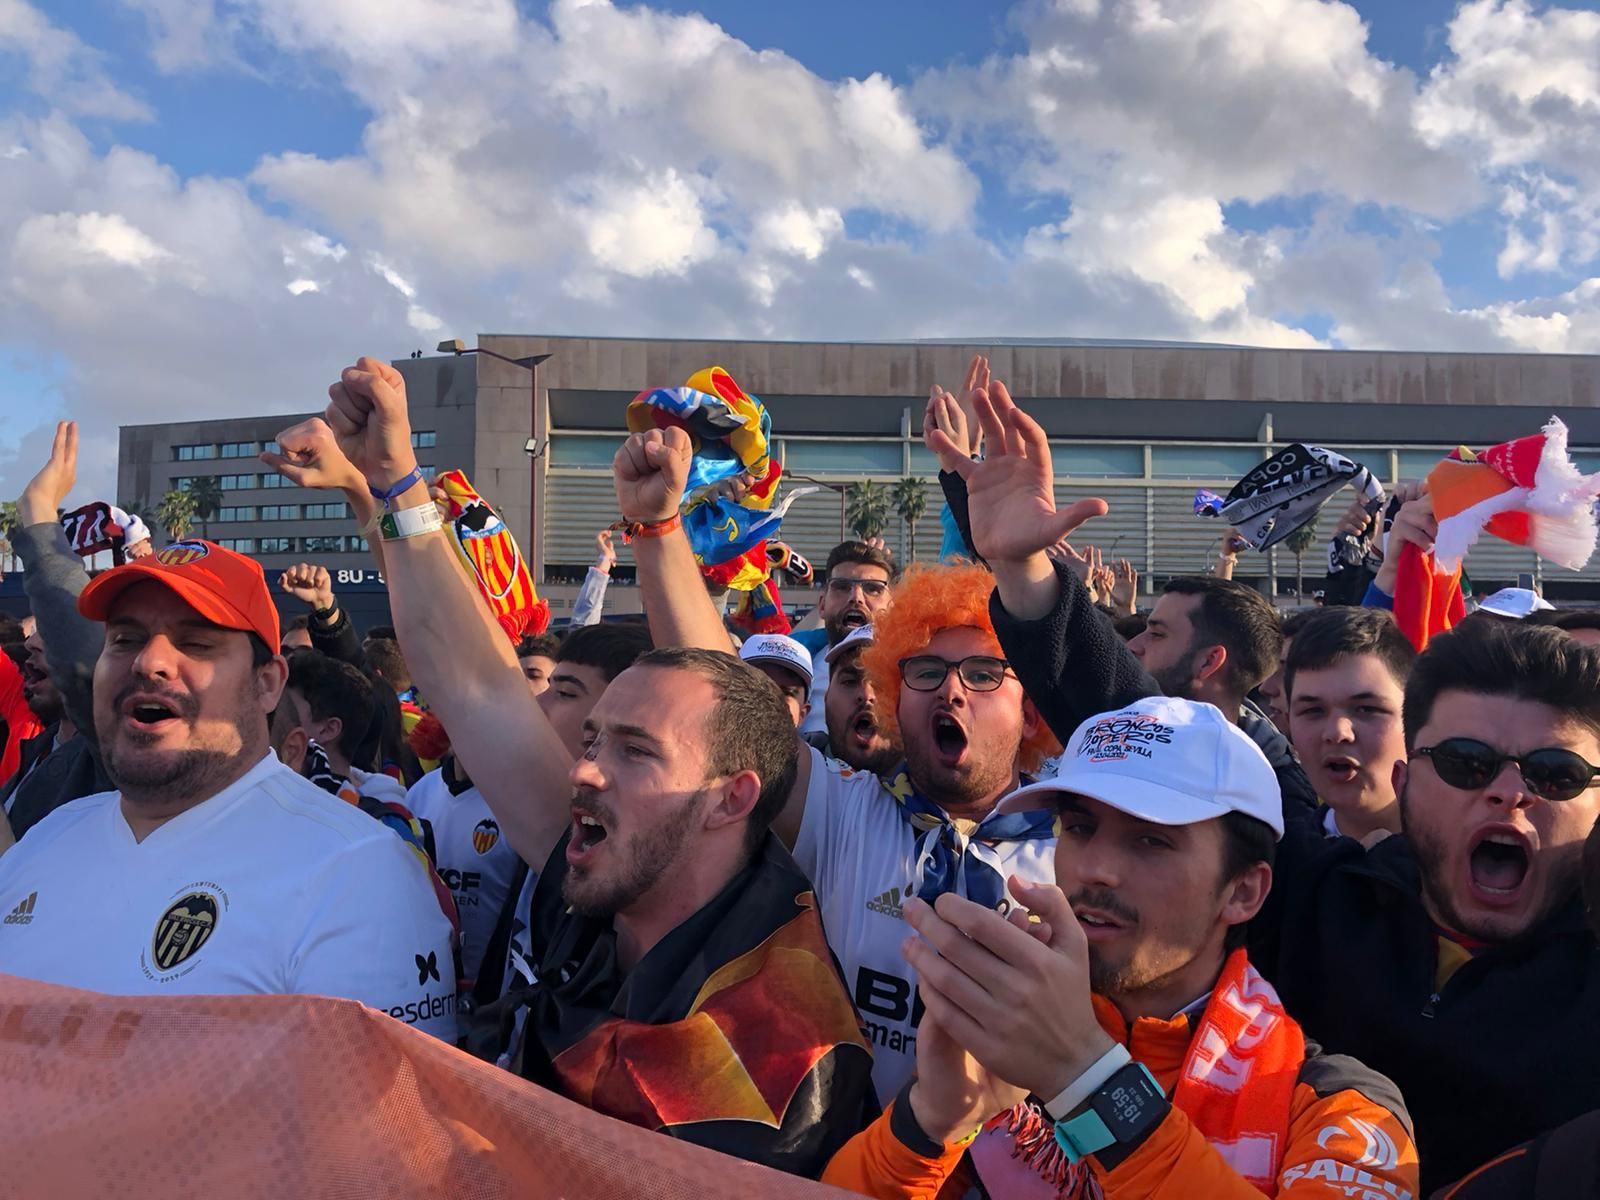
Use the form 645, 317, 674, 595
3, 354, 1600, 1197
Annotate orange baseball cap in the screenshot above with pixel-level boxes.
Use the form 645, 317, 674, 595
78, 539, 281, 650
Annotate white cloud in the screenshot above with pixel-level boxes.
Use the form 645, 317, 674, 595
0, 0, 151, 119
576, 169, 719, 277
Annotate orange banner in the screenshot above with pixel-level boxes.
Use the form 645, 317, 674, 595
0, 974, 856, 1199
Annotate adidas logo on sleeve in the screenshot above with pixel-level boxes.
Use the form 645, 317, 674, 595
4, 892, 37, 925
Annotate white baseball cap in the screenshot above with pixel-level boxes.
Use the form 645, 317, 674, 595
1477, 588, 1555, 620
1000, 697, 1284, 837
740, 633, 813, 688
823, 623, 875, 665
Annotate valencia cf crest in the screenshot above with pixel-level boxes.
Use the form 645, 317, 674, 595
157, 540, 210, 566
472, 818, 501, 855
151, 892, 218, 971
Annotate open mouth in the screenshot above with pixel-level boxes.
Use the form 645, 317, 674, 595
1072, 905, 1133, 941
566, 807, 610, 865
849, 710, 879, 746
932, 711, 968, 767
840, 608, 869, 629
1322, 756, 1360, 785
122, 695, 182, 733
1467, 827, 1533, 906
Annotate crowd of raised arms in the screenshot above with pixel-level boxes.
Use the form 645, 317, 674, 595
6, 353, 1600, 1200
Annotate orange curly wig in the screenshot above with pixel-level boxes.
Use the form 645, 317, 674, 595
861, 563, 1061, 774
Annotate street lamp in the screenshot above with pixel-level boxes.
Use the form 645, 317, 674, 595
784, 471, 850, 544
438, 339, 553, 577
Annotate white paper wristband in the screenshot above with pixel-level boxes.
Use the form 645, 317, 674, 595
1043, 1043, 1133, 1121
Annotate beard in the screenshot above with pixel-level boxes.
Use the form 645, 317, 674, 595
824, 605, 871, 645
562, 789, 705, 919
100, 684, 256, 808
1148, 647, 1203, 702
902, 728, 1016, 813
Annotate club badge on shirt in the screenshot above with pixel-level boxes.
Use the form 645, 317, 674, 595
142, 883, 228, 981
472, 819, 500, 855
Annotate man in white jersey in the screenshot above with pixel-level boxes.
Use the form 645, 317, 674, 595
0, 539, 455, 1039
405, 747, 521, 990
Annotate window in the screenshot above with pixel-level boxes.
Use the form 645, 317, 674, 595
350, 535, 369, 553
260, 505, 301, 521
782, 440, 902, 475
412, 431, 437, 448
173, 476, 194, 491
415, 464, 435, 479
1396, 449, 1451, 481
175, 444, 217, 461
261, 473, 291, 489
301, 535, 345, 553
216, 506, 257, 522
220, 441, 256, 459
1050, 444, 1146, 478
219, 474, 257, 490
262, 440, 279, 456
1149, 445, 1268, 480
549, 436, 620, 467
216, 538, 257, 553
304, 502, 349, 520
258, 537, 294, 554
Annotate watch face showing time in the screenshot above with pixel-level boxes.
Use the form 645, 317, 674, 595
1096, 1065, 1167, 1141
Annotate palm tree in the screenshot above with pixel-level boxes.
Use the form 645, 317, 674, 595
187, 476, 225, 539
891, 477, 929, 564
0, 500, 17, 574
156, 489, 198, 543
1284, 521, 1321, 601
846, 479, 891, 541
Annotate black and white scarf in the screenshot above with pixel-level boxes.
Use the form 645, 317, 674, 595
1215, 444, 1384, 551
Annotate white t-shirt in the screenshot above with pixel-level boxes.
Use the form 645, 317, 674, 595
405, 763, 522, 987
792, 747, 1056, 1103
0, 753, 457, 1040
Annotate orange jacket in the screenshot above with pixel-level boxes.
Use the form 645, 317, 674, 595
823, 992, 1419, 1200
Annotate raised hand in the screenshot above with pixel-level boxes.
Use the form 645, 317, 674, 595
1111, 558, 1138, 616
931, 380, 1107, 566
18, 421, 78, 526
594, 527, 617, 571
613, 427, 691, 523
906, 1009, 1027, 1146
279, 562, 334, 611
262, 417, 365, 494
323, 356, 418, 491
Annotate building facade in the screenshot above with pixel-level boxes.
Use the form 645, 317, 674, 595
109, 336, 1600, 629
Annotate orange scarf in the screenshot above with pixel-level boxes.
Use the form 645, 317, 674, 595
983, 948, 1305, 1196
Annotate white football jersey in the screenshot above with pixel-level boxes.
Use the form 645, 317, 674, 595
793, 747, 1057, 1103
405, 762, 523, 988
0, 753, 457, 1040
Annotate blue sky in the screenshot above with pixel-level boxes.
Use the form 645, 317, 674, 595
4, 0, 1600, 498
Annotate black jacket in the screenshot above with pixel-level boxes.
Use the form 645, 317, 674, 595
991, 560, 1600, 1193
2, 725, 113, 840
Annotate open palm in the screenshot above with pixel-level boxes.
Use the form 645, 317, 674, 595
932, 381, 1107, 563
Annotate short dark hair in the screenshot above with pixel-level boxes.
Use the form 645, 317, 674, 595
288, 651, 376, 762
248, 632, 275, 669
363, 638, 412, 691
365, 624, 396, 641
0, 614, 24, 644
1403, 621, 1600, 751
284, 614, 310, 633
634, 646, 798, 857
1113, 613, 1147, 642
1219, 810, 1278, 951
1553, 611, 1600, 635
1280, 609, 1319, 642
516, 632, 560, 660
825, 540, 898, 583
1161, 577, 1283, 699
558, 622, 652, 683
1283, 607, 1416, 701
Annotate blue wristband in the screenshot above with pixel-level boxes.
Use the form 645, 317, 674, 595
367, 466, 424, 508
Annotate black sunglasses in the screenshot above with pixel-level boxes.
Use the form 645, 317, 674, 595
899, 655, 1014, 693
1413, 737, 1600, 802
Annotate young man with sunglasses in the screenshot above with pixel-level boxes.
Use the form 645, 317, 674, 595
939, 381, 1600, 1193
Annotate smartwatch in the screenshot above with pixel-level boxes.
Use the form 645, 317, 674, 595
1052, 1061, 1169, 1165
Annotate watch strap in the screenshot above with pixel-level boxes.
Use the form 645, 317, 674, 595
1052, 1062, 1167, 1166
1044, 1043, 1132, 1120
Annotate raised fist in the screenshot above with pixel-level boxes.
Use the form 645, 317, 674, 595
263, 418, 364, 494
323, 356, 418, 493
279, 562, 334, 611
612, 427, 691, 524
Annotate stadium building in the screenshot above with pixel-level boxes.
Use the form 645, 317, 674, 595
107, 335, 1600, 626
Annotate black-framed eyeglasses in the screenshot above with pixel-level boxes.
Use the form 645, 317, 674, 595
826, 577, 890, 598
1413, 737, 1600, 802
899, 655, 1014, 693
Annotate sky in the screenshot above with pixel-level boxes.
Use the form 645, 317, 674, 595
4, 0, 1600, 502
